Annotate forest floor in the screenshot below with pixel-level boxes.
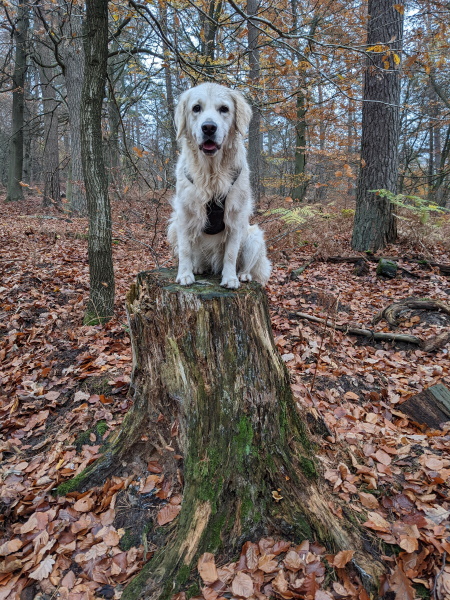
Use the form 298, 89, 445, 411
1, 192, 450, 600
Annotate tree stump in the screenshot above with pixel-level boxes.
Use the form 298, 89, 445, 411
62, 269, 383, 599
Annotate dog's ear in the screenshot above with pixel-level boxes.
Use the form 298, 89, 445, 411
175, 90, 188, 140
230, 89, 253, 136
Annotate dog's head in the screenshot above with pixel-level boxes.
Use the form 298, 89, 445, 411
175, 83, 252, 156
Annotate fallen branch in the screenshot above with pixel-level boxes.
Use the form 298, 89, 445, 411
324, 255, 450, 276
373, 299, 450, 326
290, 311, 450, 352
291, 311, 422, 345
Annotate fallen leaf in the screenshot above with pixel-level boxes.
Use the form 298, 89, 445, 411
333, 550, 354, 568
231, 572, 254, 598
198, 553, 218, 585
0, 540, 23, 556
157, 504, 181, 526
29, 555, 55, 581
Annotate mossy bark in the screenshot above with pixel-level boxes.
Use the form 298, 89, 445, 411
63, 269, 383, 598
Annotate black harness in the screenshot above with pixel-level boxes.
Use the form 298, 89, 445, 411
185, 169, 242, 235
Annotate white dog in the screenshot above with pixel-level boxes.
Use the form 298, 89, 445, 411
168, 82, 271, 289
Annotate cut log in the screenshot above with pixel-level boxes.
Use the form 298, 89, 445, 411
58, 269, 384, 599
399, 384, 450, 429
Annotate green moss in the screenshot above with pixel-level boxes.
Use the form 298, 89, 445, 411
299, 456, 317, 479
241, 493, 253, 521
55, 471, 89, 496
74, 420, 109, 452
186, 583, 201, 599
414, 583, 430, 599
202, 511, 227, 552
293, 514, 313, 540
96, 420, 108, 436
121, 561, 154, 600
176, 564, 191, 585
233, 416, 254, 472
120, 529, 138, 551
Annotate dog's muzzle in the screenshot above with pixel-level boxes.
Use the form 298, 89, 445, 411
200, 121, 220, 155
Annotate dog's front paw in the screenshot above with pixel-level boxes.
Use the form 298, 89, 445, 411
176, 272, 195, 286
220, 275, 240, 289
238, 272, 252, 282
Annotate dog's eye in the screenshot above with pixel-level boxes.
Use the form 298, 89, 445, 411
192, 104, 201, 113
219, 105, 229, 113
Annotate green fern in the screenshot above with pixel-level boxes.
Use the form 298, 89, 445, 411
266, 205, 333, 226
371, 190, 448, 225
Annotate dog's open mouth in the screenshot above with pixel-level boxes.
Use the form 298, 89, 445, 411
200, 140, 220, 155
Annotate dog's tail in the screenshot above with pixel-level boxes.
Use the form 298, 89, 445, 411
240, 225, 272, 285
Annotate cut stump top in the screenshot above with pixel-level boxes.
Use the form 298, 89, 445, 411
133, 268, 264, 300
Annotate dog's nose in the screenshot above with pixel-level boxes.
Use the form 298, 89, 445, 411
202, 121, 217, 136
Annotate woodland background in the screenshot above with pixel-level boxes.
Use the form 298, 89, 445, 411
1, 1, 450, 600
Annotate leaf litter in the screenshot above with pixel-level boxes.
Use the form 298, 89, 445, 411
1, 196, 450, 600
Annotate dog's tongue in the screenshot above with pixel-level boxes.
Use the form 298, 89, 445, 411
203, 141, 217, 151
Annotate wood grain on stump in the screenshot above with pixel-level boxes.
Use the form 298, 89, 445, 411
60, 269, 383, 599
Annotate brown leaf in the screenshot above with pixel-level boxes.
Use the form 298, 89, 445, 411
258, 554, 278, 573
157, 504, 181, 526
0, 540, 23, 556
231, 572, 254, 598
198, 553, 218, 585
272, 570, 288, 594
374, 450, 392, 466
73, 496, 95, 513
363, 512, 391, 533
284, 550, 302, 571
61, 570, 76, 590
243, 541, 259, 572
333, 550, 354, 568
359, 493, 379, 509
389, 563, 415, 600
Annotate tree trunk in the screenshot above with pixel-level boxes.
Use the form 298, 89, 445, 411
160, 2, 177, 169
351, 0, 404, 251
61, 269, 384, 600
292, 88, 307, 201
81, 0, 115, 324
38, 43, 61, 209
61, 3, 86, 214
6, 0, 29, 202
247, 0, 263, 205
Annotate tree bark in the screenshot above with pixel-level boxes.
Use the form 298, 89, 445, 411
60, 269, 384, 600
38, 42, 61, 209
6, 0, 29, 202
292, 89, 307, 201
81, 0, 115, 324
247, 0, 263, 205
351, 0, 404, 251
60, 2, 86, 214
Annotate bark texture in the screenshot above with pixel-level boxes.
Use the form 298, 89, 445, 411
62, 269, 383, 599
81, 0, 115, 324
247, 0, 263, 205
38, 43, 61, 209
351, 0, 404, 251
6, 1, 29, 202
61, 3, 86, 214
